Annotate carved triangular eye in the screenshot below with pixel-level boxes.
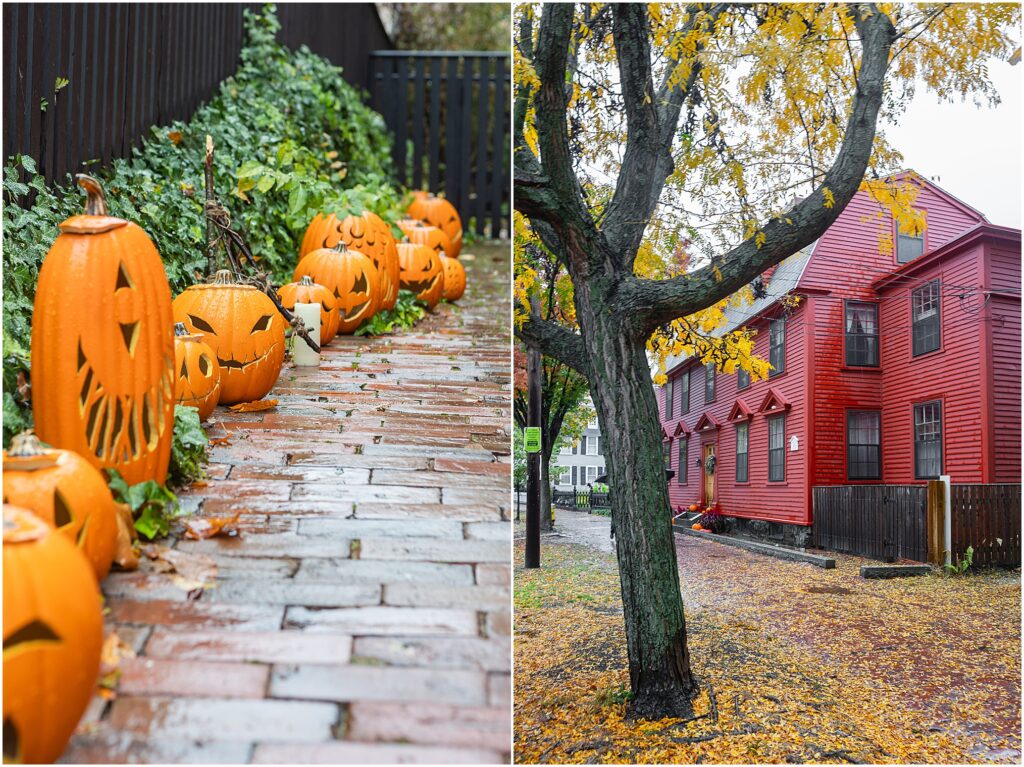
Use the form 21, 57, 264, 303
321, 301, 332, 313
188, 315, 216, 334
198, 354, 212, 376
3, 717, 18, 762
180, 359, 189, 379
53, 488, 73, 528
250, 315, 273, 333
115, 261, 134, 291
3, 619, 61, 650
352, 273, 368, 293
120, 321, 140, 355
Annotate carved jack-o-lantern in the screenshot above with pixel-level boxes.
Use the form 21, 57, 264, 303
299, 211, 400, 311
397, 241, 445, 309
3, 432, 119, 580
440, 254, 467, 302
3, 505, 103, 765
407, 194, 462, 257
294, 243, 381, 335
173, 323, 221, 421
172, 271, 286, 405
277, 276, 340, 346
31, 174, 175, 486
398, 220, 453, 262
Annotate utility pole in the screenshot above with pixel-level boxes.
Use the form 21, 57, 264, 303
525, 341, 542, 569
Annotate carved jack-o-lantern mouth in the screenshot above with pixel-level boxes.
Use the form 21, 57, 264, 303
342, 300, 371, 320
76, 340, 173, 463
217, 344, 279, 371
403, 275, 441, 295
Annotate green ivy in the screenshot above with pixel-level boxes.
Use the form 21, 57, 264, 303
355, 290, 428, 336
2, 4, 406, 446
168, 406, 209, 489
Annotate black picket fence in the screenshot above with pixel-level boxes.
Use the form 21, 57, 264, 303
2, 3, 391, 184
368, 51, 510, 238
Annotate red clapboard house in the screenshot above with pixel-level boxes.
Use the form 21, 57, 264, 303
658, 173, 1021, 545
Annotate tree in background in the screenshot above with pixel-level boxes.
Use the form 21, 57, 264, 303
514, 2, 1019, 719
381, 3, 510, 51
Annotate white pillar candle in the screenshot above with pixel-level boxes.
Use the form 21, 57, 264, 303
292, 302, 321, 366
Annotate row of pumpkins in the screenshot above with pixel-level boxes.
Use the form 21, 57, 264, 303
2, 177, 467, 763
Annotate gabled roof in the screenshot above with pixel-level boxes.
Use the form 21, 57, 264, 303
672, 420, 691, 437
727, 398, 754, 422
888, 170, 988, 224
661, 425, 671, 441
663, 244, 815, 376
758, 387, 791, 414
694, 412, 721, 432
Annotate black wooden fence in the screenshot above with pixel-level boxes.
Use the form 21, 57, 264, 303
950, 483, 1021, 567
812, 485, 929, 563
2, 3, 391, 184
553, 488, 611, 511
368, 51, 510, 238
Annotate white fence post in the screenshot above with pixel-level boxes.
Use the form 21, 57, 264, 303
940, 474, 952, 567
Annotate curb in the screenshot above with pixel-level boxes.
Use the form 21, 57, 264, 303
672, 523, 836, 569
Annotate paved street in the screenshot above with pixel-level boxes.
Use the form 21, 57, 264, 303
65, 242, 512, 764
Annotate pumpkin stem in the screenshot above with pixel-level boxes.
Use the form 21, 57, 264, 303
75, 174, 109, 216
6, 431, 47, 457
174, 322, 190, 337
330, 241, 349, 254
212, 269, 236, 286
299, 275, 316, 286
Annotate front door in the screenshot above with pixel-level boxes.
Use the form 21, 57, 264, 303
702, 444, 716, 506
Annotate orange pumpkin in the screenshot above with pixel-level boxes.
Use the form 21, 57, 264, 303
295, 243, 380, 334
440, 254, 466, 302
397, 241, 445, 309
692, 523, 703, 530
3, 505, 103, 765
299, 212, 400, 311
398, 220, 453, 260
31, 174, 174, 486
407, 194, 462, 257
172, 270, 286, 405
277, 275, 340, 346
173, 323, 221, 421
688, 503, 699, 512
3, 431, 119, 579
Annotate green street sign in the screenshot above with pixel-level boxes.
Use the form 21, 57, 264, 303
524, 426, 542, 453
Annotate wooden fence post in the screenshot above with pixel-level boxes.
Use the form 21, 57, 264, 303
927, 479, 945, 566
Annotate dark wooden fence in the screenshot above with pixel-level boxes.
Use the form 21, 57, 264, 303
812, 485, 929, 562
2, 3, 391, 184
553, 488, 610, 512
950, 483, 1021, 567
368, 51, 510, 238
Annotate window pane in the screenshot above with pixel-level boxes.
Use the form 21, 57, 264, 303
678, 440, 688, 484
912, 281, 941, 356
737, 367, 750, 390
705, 364, 715, 402
665, 378, 675, 419
897, 232, 925, 263
768, 416, 785, 481
736, 423, 748, 482
845, 302, 879, 366
663, 442, 671, 470
913, 402, 943, 478
847, 410, 881, 479
571, 466, 577, 485
680, 372, 690, 412
770, 318, 785, 375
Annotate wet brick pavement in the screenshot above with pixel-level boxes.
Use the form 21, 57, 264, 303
64, 242, 512, 764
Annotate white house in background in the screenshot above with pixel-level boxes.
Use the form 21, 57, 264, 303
553, 420, 606, 489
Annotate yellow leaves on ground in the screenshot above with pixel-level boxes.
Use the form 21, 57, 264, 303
514, 537, 1021, 764
227, 398, 278, 413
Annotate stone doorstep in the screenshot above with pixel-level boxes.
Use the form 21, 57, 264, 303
860, 564, 933, 579
673, 523, 836, 569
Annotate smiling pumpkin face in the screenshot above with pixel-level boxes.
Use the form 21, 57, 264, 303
2, 432, 119, 580
31, 175, 174, 486
294, 243, 381, 334
3, 505, 103, 765
172, 271, 285, 405
407, 194, 462, 257
173, 323, 222, 421
397, 241, 445, 309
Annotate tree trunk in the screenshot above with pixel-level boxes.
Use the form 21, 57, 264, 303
579, 288, 697, 720
540, 443, 553, 530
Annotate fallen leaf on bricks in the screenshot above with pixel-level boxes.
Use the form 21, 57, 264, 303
228, 399, 278, 412
183, 512, 241, 540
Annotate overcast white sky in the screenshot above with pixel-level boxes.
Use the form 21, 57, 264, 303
883, 59, 1021, 227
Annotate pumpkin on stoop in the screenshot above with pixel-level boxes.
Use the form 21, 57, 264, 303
172, 322, 222, 421
294, 242, 381, 335
172, 270, 286, 405
2, 505, 103, 765
31, 174, 175, 486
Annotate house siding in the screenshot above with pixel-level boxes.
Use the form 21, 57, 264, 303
657, 175, 1019, 534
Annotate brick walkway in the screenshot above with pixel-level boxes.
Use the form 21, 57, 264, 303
65, 243, 512, 764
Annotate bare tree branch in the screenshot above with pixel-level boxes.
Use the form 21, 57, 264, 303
515, 312, 590, 377
627, 3, 897, 335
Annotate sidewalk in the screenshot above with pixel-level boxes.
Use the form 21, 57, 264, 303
65, 242, 512, 764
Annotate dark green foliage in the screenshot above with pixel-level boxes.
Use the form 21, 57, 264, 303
2, 5, 402, 446
168, 406, 209, 489
106, 469, 180, 541
354, 289, 427, 336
